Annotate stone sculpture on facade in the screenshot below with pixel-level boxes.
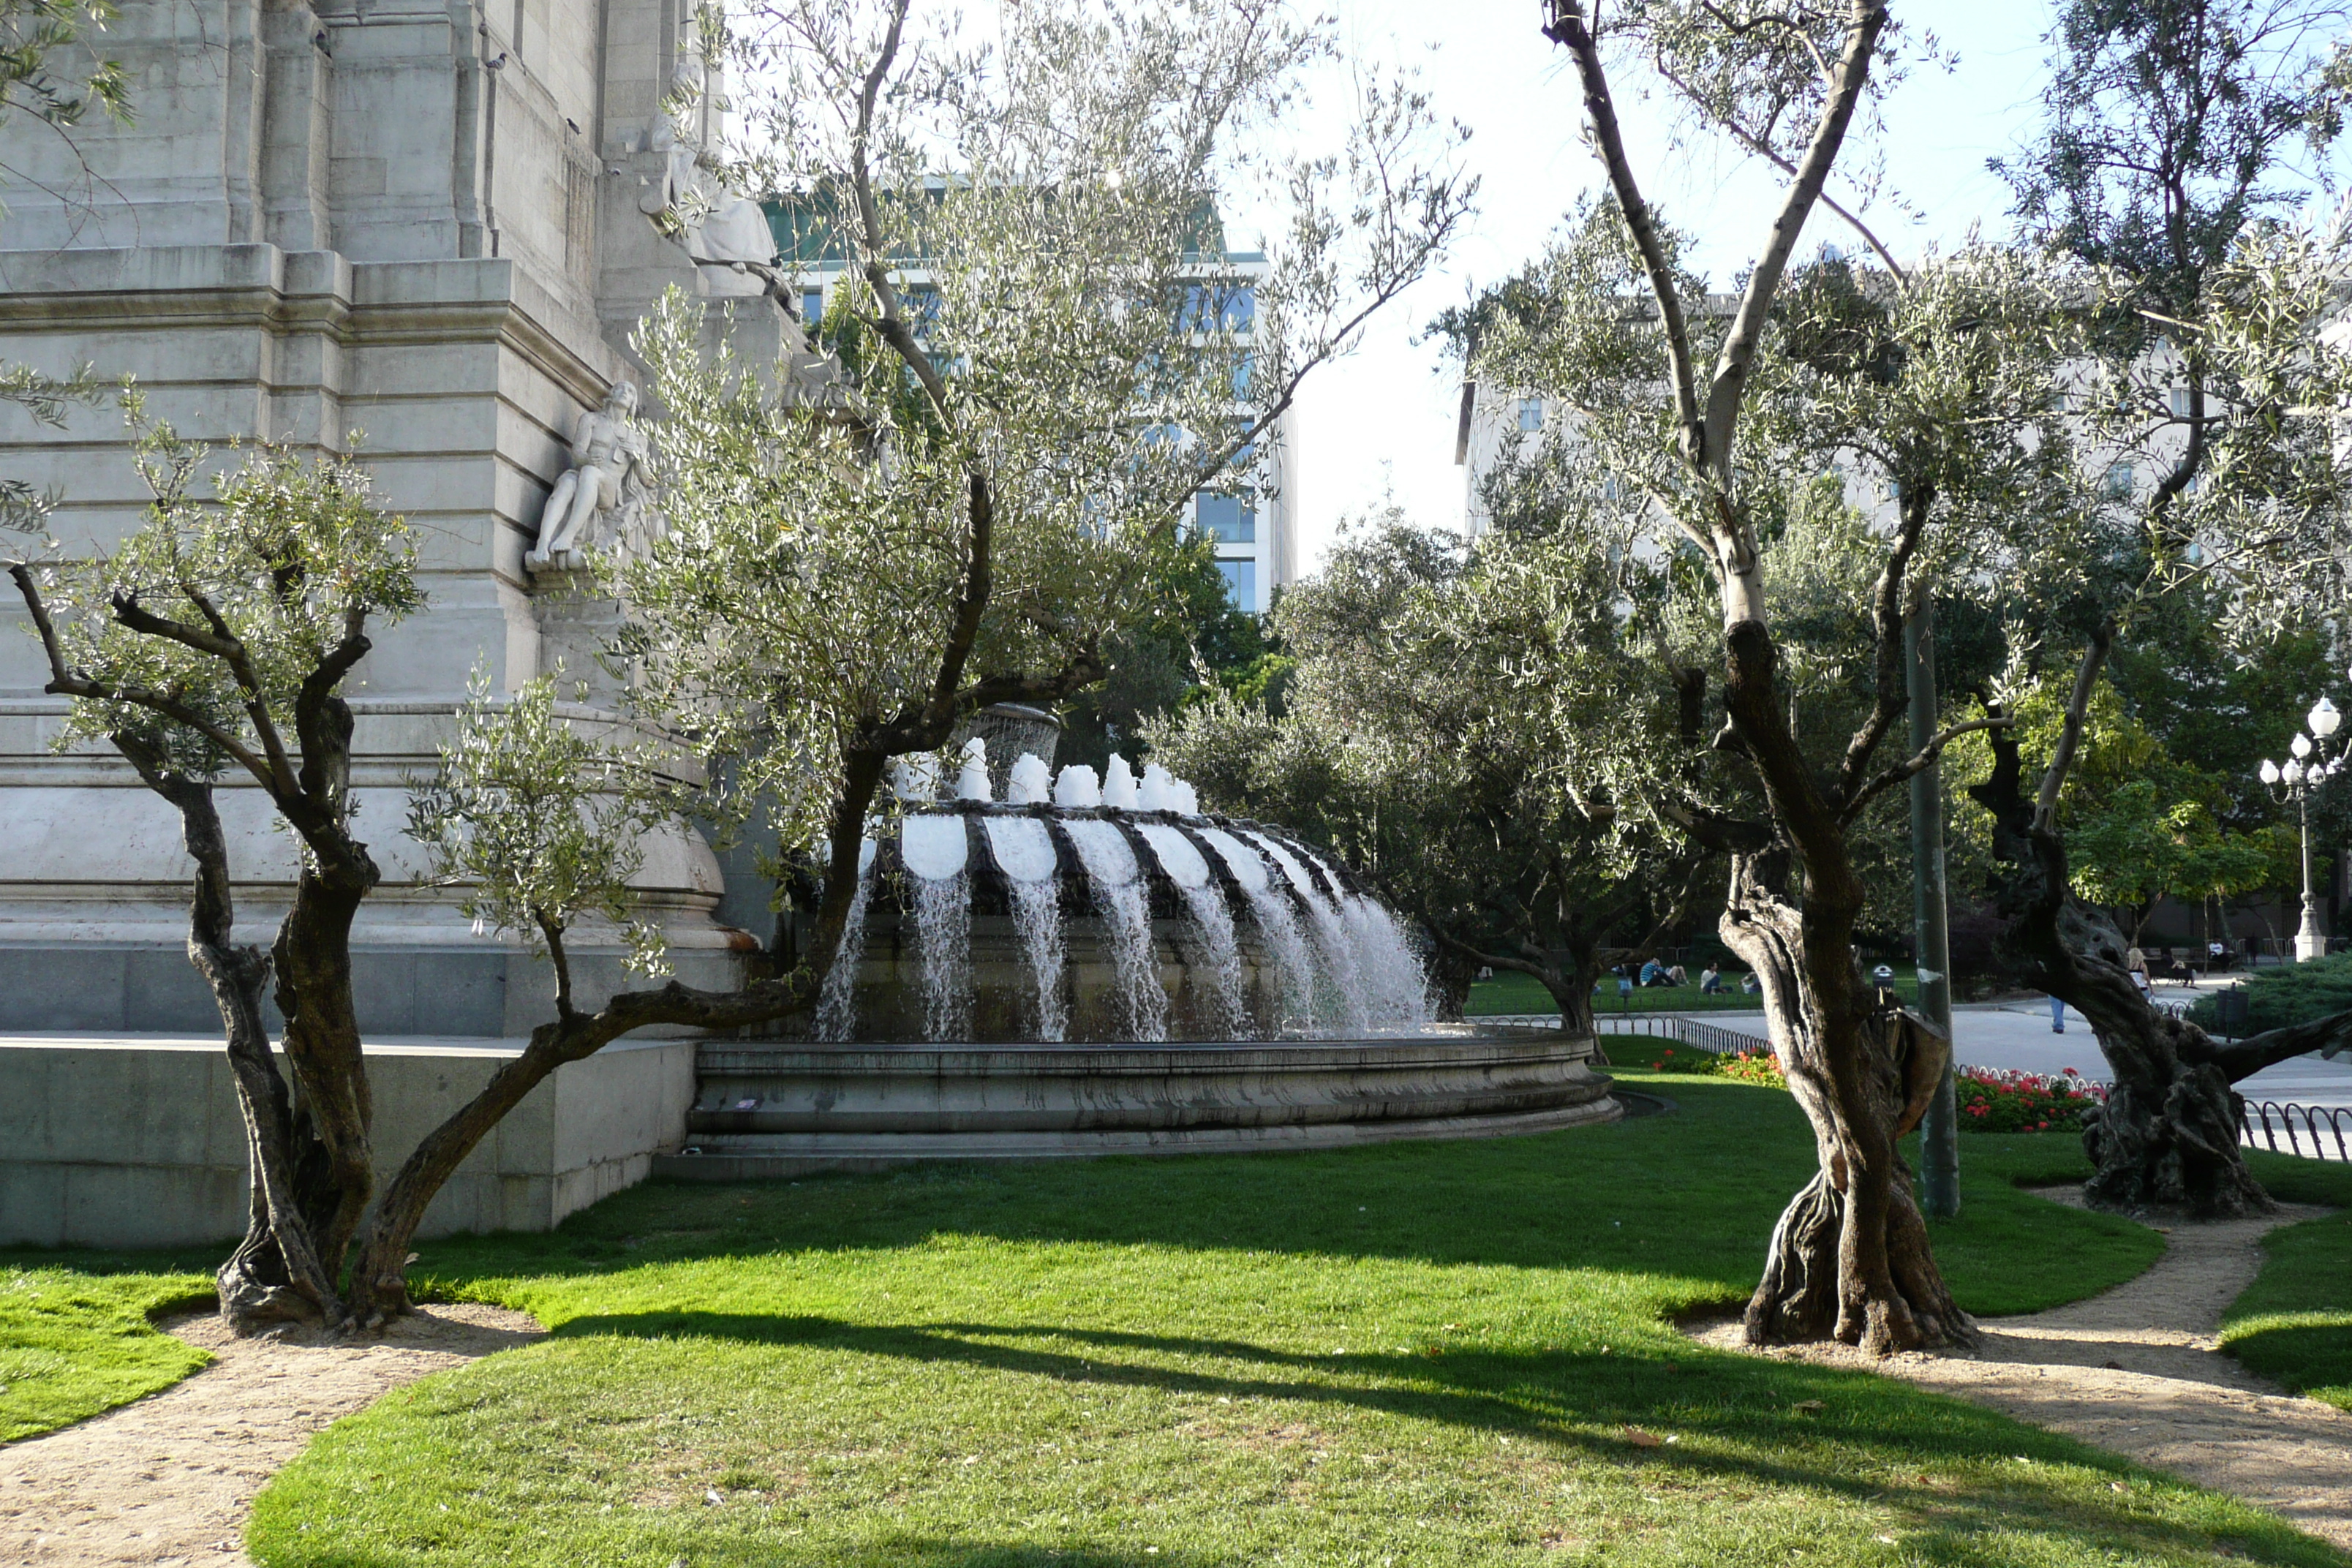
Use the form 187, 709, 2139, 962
643, 10, 780, 299
526, 382, 661, 572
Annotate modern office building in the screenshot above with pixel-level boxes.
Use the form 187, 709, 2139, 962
769, 196, 1299, 612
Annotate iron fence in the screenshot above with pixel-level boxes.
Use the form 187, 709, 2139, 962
1594, 1014, 1768, 1057
2239, 1098, 2352, 1162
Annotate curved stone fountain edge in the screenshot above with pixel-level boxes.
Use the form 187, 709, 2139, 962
655, 1029, 1626, 1179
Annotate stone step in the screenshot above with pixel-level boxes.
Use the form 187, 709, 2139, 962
654, 1096, 1627, 1180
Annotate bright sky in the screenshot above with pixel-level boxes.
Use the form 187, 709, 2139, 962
1256, 0, 2063, 571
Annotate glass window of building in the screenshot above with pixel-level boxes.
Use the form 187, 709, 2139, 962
1196, 492, 1255, 543
802, 288, 825, 325
2170, 385, 2193, 418
1517, 396, 1543, 431
1183, 284, 1256, 331
1216, 558, 1257, 610
2103, 461, 2136, 499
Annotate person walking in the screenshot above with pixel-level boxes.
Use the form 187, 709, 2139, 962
2049, 993, 2066, 1033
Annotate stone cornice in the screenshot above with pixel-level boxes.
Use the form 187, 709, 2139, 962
0, 244, 622, 407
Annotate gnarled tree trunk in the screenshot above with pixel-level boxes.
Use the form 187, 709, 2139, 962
110, 737, 350, 1329
1722, 853, 1970, 1351
340, 965, 810, 1325
1969, 693, 2339, 1217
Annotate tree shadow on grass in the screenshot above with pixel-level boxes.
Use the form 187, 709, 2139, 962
276, 1537, 1205, 1568
529, 1310, 2339, 1567
424, 1082, 1822, 1286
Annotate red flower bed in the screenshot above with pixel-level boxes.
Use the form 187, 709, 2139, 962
1953, 1066, 2105, 1134
1607, 1041, 2098, 1135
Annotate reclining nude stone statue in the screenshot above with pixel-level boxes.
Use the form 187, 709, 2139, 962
526, 382, 659, 573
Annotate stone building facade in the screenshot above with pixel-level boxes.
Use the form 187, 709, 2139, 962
0, 0, 801, 1033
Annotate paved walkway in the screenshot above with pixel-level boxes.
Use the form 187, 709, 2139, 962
1551, 1000, 2352, 1109
1697, 1189, 2352, 1553
0, 1305, 540, 1567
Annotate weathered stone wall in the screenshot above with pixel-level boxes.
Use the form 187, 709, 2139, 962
0, 1035, 696, 1247
0, 0, 788, 1029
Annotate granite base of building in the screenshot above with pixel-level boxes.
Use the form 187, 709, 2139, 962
656, 1030, 1620, 1179
0, 1035, 696, 1249
0, 945, 742, 1037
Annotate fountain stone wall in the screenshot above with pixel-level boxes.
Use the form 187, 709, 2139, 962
655, 752, 1621, 1177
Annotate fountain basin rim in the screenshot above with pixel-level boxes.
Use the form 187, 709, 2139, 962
701, 1029, 1597, 1068
657, 1098, 1626, 1179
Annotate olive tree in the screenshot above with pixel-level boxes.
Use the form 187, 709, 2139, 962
10, 429, 420, 1328
9, 431, 811, 1330
1477, 0, 2100, 1342
617, 0, 1471, 985
1972, 0, 2352, 1216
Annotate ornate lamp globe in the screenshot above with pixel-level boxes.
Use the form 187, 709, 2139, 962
2311, 697, 2342, 739
2293, 732, 2315, 760
2261, 758, 2282, 785
2285, 758, 2307, 784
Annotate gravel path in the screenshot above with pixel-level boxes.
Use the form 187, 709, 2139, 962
0, 1303, 543, 1566
1697, 1189, 2352, 1551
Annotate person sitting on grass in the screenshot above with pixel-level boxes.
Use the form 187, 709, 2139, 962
1700, 963, 1723, 994
1667, 962, 1689, 986
1640, 957, 1667, 987
1740, 971, 1761, 995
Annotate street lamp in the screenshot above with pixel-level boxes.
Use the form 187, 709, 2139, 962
2261, 686, 2348, 962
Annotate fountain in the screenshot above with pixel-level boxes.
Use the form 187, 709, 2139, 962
662, 728, 1619, 1176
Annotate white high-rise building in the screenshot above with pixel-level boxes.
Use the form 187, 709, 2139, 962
780, 216, 1299, 613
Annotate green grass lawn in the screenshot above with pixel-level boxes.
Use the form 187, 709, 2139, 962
1467, 966, 1922, 1017
2217, 1159, 2352, 1412
7, 1075, 2342, 1564
217, 1076, 2348, 1568
0, 1256, 214, 1441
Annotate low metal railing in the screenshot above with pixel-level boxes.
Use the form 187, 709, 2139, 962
2239, 1098, 2352, 1162
1594, 1013, 1768, 1057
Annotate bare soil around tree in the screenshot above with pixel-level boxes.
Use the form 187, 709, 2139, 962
0, 1303, 542, 1567
1696, 1188, 2352, 1551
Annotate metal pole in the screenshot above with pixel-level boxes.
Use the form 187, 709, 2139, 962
1907, 602, 1960, 1218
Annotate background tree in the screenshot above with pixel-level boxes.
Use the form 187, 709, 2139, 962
0, 0, 131, 222
1153, 508, 1707, 1028
1975, 0, 2352, 1215
1055, 538, 1281, 778
0, 0, 125, 529
619, 0, 1471, 994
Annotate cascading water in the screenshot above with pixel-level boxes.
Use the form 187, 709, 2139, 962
902, 813, 973, 1041
1247, 831, 1372, 1033
824, 750, 1448, 1043
984, 814, 1066, 1042
911, 870, 972, 1040
815, 841, 878, 1043
1062, 818, 1169, 1041
1197, 824, 1319, 1033
1137, 822, 1249, 1039
1341, 893, 1436, 1026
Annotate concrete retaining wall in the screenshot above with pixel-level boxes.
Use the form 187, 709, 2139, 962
0, 1034, 694, 1249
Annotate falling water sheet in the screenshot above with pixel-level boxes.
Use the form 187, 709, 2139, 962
1062, 818, 1169, 1041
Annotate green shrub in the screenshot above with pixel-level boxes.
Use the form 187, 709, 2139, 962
2187, 951, 2352, 1035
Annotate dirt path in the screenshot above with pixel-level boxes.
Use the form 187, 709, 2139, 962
1698, 1189, 2352, 1552
0, 1304, 543, 1567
